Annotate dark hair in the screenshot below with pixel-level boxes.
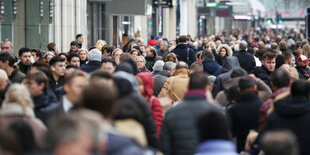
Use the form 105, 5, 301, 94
178, 35, 188, 43
255, 49, 266, 61
102, 45, 115, 55
24, 71, 48, 92
49, 56, 65, 66
90, 70, 113, 81
47, 42, 56, 51
70, 41, 79, 47
102, 57, 116, 67
226, 85, 240, 103
65, 64, 79, 70
230, 67, 248, 78
291, 80, 310, 97
283, 51, 293, 62
201, 49, 214, 60
189, 62, 203, 73
238, 77, 256, 94
18, 47, 31, 57
9, 121, 36, 153
120, 53, 132, 63
262, 52, 276, 60
0, 52, 16, 67
275, 54, 285, 69
114, 98, 143, 123
197, 108, 231, 142
247, 47, 254, 55
188, 72, 208, 90
271, 69, 290, 89
30, 48, 42, 60
64, 70, 85, 85
75, 34, 83, 39
67, 53, 80, 63
79, 82, 118, 117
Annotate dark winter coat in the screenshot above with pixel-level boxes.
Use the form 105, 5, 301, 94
160, 90, 215, 155
33, 92, 59, 124
17, 62, 31, 75
145, 55, 157, 72
9, 68, 25, 83
252, 65, 272, 88
80, 60, 101, 73
260, 97, 310, 155
212, 49, 223, 66
226, 93, 262, 152
172, 43, 196, 66
202, 59, 222, 76
153, 70, 171, 97
235, 50, 256, 73
296, 65, 310, 80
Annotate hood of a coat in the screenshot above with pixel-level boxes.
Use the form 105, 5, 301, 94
113, 71, 139, 92
202, 60, 221, 73
136, 72, 154, 97
222, 56, 240, 73
216, 44, 233, 56
274, 97, 310, 117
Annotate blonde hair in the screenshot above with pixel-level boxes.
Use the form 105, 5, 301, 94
165, 53, 178, 63
3, 84, 34, 114
112, 48, 123, 57
43, 51, 55, 59
301, 44, 310, 58
136, 56, 146, 62
207, 41, 216, 50
78, 49, 88, 55
95, 40, 107, 47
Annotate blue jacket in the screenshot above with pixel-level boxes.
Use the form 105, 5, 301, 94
196, 140, 238, 155
80, 61, 101, 73
202, 59, 222, 76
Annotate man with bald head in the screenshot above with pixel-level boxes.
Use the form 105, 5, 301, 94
158, 61, 190, 104
0, 69, 11, 106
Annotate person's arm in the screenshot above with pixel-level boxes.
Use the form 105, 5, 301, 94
255, 77, 272, 102
160, 115, 172, 155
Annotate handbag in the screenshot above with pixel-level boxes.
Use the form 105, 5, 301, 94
158, 77, 175, 115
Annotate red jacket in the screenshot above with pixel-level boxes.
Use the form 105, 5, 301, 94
137, 72, 163, 138
147, 39, 157, 47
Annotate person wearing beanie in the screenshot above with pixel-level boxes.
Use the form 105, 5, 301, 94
80, 48, 102, 73
152, 60, 165, 76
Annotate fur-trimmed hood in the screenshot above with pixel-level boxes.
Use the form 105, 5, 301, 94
216, 44, 233, 57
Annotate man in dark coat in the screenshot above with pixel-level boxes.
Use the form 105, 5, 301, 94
259, 80, 310, 155
226, 77, 262, 152
172, 35, 196, 66
160, 72, 215, 155
252, 52, 276, 88
0, 52, 25, 83
81, 48, 102, 73
17, 47, 32, 75
235, 41, 256, 73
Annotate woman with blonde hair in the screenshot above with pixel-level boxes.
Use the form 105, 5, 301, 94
112, 48, 123, 65
0, 84, 47, 149
301, 44, 310, 59
78, 49, 89, 66
165, 53, 178, 63
42, 51, 55, 64
207, 41, 223, 65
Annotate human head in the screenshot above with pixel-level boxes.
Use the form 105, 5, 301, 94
230, 67, 248, 78
146, 47, 157, 57
64, 70, 88, 103
283, 51, 295, 66
160, 41, 168, 51
65, 64, 79, 75
22, 71, 48, 97
175, 61, 188, 70
290, 80, 310, 98
163, 61, 176, 74
262, 52, 276, 72
70, 41, 79, 52
0, 69, 9, 92
18, 48, 32, 66
88, 48, 102, 62
152, 60, 164, 72
189, 62, 203, 74
297, 55, 309, 67
78, 49, 88, 61
201, 49, 214, 61
197, 108, 230, 142
279, 41, 288, 51
239, 41, 248, 51
130, 49, 140, 60
112, 48, 123, 64
49, 56, 66, 77
67, 53, 80, 67
271, 69, 291, 90
102, 45, 115, 57
43, 51, 55, 64
76, 34, 84, 44
1, 39, 13, 52
47, 42, 56, 51
136, 56, 146, 69
58, 53, 68, 64
238, 77, 257, 94
165, 53, 178, 63
0, 52, 16, 71
101, 57, 116, 74
188, 72, 208, 90
178, 35, 188, 44
30, 49, 42, 62
260, 130, 298, 155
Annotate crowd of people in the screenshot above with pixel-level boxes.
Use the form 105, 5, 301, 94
0, 27, 309, 155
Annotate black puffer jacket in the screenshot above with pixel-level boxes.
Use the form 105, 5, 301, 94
252, 65, 272, 88
235, 50, 255, 73
260, 97, 310, 155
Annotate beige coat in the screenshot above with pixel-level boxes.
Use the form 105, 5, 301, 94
158, 68, 190, 103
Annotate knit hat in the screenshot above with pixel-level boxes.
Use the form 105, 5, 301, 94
152, 60, 165, 72
88, 48, 102, 62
